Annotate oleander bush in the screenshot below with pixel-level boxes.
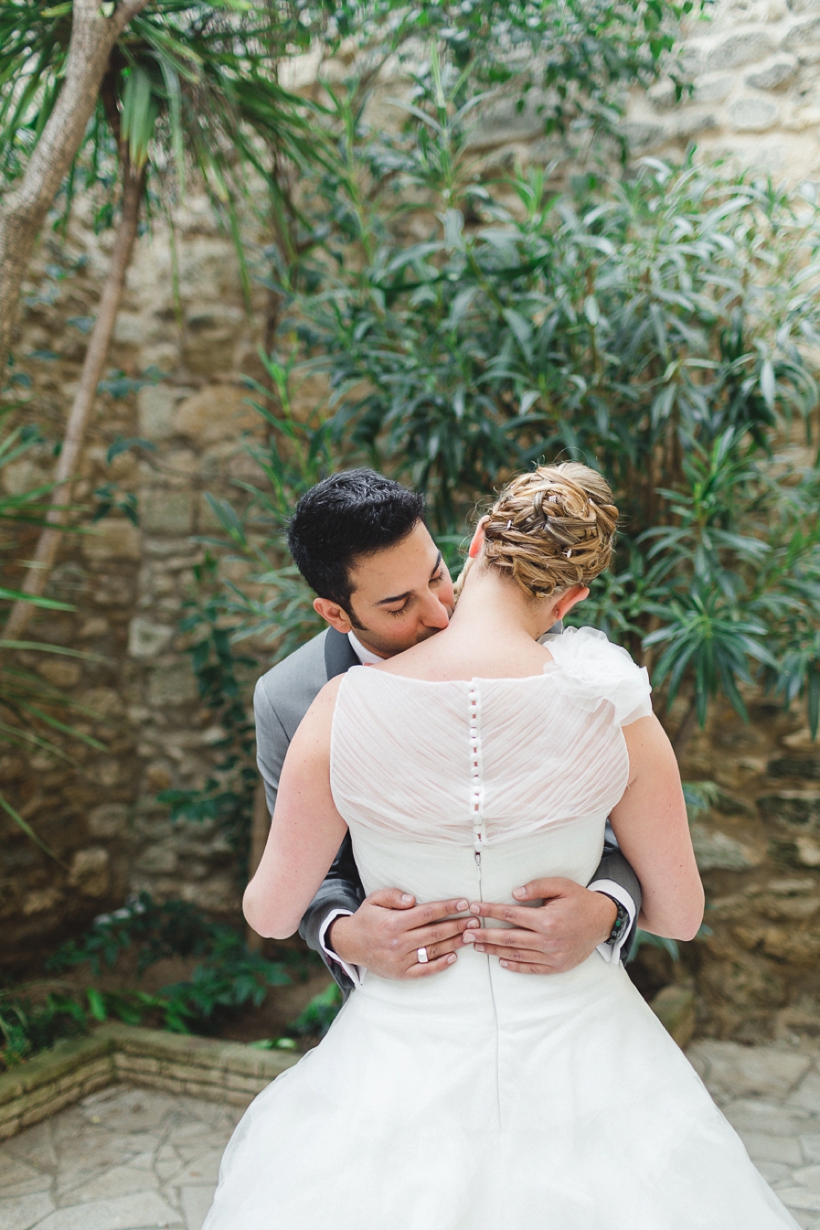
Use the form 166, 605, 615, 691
206, 145, 820, 759
45, 893, 295, 1035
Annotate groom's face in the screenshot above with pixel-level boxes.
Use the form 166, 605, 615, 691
314, 521, 455, 658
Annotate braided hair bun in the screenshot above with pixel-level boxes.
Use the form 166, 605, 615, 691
479, 462, 618, 600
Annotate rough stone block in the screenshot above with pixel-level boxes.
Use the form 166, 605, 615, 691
87, 804, 129, 839
647, 78, 678, 110
729, 96, 779, 130
650, 985, 697, 1048
793, 1165, 820, 1192
134, 845, 178, 875
0, 1121, 21, 1144
686, 1041, 812, 1098
223, 1073, 268, 1094
691, 823, 762, 870
81, 519, 141, 561
137, 385, 179, 442
783, 835, 820, 867
179, 302, 243, 373
128, 617, 175, 660
722, 1097, 813, 1138
22, 887, 63, 917
788, 1069, 820, 1111
174, 385, 257, 444
36, 659, 81, 688
773, 1186, 820, 1212
707, 31, 777, 70
68, 848, 110, 898
694, 73, 735, 102
770, 757, 820, 780
742, 1130, 805, 1164
673, 111, 720, 139
112, 311, 148, 347
746, 56, 799, 88
140, 489, 195, 536
760, 793, 820, 830
179, 1184, 216, 1230
621, 120, 668, 150
784, 15, 820, 49
0, 1190, 55, 1230
147, 661, 198, 708
31, 1190, 184, 1230
113, 1054, 161, 1077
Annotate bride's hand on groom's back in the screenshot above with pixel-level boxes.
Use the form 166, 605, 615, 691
328, 889, 479, 979
461, 880, 618, 974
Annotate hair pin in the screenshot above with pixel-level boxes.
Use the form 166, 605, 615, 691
563, 548, 572, 558
505, 519, 512, 530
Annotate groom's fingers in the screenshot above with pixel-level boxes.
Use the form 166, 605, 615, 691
464, 931, 556, 972
407, 916, 477, 962
468, 901, 547, 930
367, 887, 417, 909
511, 876, 576, 902
404, 898, 471, 928
405, 951, 458, 979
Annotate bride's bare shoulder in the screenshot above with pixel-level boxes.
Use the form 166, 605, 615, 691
371, 633, 554, 682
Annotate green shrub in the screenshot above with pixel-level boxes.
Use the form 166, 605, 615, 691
0, 989, 87, 1071
46, 893, 298, 1035
291, 136, 820, 748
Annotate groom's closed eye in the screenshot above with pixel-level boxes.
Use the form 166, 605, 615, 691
379, 552, 444, 615
388, 568, 445, 616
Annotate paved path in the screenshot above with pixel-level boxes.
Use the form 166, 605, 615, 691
1, 1040, 819, 1229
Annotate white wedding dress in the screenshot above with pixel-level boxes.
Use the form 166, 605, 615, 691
204, 628, 798, 1229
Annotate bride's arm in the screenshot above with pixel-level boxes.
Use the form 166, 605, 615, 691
608, 715, 704, 942
244, 677, 348, 940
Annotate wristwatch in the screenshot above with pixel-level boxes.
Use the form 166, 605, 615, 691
600, 893, 630, 947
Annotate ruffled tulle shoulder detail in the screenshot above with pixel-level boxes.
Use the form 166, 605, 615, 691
542, 626, 652, 726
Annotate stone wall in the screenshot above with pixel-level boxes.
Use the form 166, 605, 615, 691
1, 0, 819, 1039
671, 705, 820, 1041
628, 0, 820, 179
1, 200, 268, 963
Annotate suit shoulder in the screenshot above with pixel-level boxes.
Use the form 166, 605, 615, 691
254, 629, 330, 716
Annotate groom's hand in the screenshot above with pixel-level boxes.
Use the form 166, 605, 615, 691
463, 879, 618, 974
328, 890, 478, 979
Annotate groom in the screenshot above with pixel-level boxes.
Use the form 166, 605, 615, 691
254, 469, 641, 996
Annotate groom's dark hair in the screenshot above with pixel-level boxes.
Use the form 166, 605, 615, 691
287, 468, 426, 611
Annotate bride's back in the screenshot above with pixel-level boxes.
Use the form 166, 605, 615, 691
331, 627, 650, 851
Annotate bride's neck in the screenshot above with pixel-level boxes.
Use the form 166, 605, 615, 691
448, 562, 557, 643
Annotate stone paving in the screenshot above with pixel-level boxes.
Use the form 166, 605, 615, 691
0, 1039, 819, 1229
0, 1084, 243, 1230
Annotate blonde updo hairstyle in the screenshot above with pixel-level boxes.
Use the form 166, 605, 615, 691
457, 462, 618, 602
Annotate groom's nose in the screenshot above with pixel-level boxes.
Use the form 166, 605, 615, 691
420, 592, 452, 629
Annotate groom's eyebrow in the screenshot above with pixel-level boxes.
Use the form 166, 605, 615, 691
376, 552, 442, 606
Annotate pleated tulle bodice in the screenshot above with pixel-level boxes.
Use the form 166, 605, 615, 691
330, 626, 652, 850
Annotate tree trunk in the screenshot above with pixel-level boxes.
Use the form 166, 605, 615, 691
3, 156, 146, 643
0, 0, 149, 367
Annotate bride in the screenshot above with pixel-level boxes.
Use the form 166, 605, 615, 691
204, 462, 798, 1229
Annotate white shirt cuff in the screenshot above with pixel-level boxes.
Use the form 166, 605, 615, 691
318, 908, 364, 988
588, 878, 636, 964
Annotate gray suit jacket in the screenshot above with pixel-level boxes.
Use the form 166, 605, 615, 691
254, 626, 642, 996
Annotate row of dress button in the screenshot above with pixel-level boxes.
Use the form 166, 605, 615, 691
468, 683, 484, 855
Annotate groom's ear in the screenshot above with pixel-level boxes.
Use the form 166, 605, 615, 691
313, 596, 354, 634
